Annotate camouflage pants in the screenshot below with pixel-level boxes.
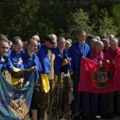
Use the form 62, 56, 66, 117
54, 72, 74, 119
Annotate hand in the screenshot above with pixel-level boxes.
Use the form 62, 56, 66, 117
18, 57, 23, 65
106, 59, 110, 64
51, 53, 55, 62
31, 66, 37, 72
98, 60, 102, 67
62, 58, 69, 66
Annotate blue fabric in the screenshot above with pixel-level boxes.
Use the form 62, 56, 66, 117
10, 50, 24, 70
53, 48, 71, 75
0, 55, 14, 72
22, 49, 42, 81
69, 41, 91, 71
37, 44, 51, 74
0, 73, 34, 120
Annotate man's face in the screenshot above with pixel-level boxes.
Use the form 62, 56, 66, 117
110, 40, 118, 51
97, 43, 104, 51
13, 42, 23, 53
102, 40, 110, 49
0, 42, 9, 55
58, 39, 66, 49
65, 41, 71, 50
45, 41, 54, 49
28, 41, 38, 52
77, 31, 86, 42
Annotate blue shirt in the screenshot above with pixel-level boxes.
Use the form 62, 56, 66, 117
53, 47, 71, 75
0, 55, 13, 72
37, 44, 51, 74
22, 49, 42, 81
10, 50, 24, 70
69, 41, 90, 71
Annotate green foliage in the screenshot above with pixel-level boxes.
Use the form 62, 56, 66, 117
111, 4, 120, 36
98, 9, 118, 36
0, 0, 120, 39
68, 8, 93, 38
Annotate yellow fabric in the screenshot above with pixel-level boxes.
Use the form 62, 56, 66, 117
54, 74, 58, 84
41, 74, 50, 93
11, 67, 21, 86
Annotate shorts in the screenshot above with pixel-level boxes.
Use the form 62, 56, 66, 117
31, 86, 41, 109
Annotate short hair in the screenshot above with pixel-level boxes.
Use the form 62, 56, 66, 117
0, 34, 9, 45
96, 40, 104, 47
12, 36, 22, 45
111, 38, 119, 44
76, 29, 86, 35
27, 38, 37, 45
32, 35, 40, 43
57, 36, 65, 43
0, 34, 9, 41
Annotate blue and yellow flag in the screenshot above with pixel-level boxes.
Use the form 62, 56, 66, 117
0, 73, 34, 120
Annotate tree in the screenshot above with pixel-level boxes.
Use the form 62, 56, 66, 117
111, 4, 120, 36
67, 8, 93, 38
98, 10, 118, 36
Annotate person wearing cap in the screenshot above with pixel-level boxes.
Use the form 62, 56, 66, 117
37, 34, 56, 120
69, 29, 91, 120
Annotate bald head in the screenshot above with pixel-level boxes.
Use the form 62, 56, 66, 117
32, 35, 40, 43
95, 40, 104, 51
27, 38, 38, 52
110, 38, 119, 51
12, 36, 23, 53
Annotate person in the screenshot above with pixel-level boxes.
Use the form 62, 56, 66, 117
89, 38, 98, 50
53, 36, 73, 119
37, 34, 56, 120
32, 35, 41, 50
32, 35, 40, 44
69, 29, 91, 120
90, 41, 111, 119
101, 36, 110, 54
22, 38, 42, 120
105, 38, 120, 117
10, 36, 24, 70
65, 39, 72, 50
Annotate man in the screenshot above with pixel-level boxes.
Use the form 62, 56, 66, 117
69, 29, 91, 119
10, 36, 24, 70
22, 38, 42, 120
105, 38, 120, 117
53, 37, 73, 119
37, 34, 56, 120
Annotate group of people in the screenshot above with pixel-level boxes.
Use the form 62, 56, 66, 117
0, 29, 120, 120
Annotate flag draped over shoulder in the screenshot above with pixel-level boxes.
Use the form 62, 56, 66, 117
78, 57, 115, 93
0, 73, 34, 120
